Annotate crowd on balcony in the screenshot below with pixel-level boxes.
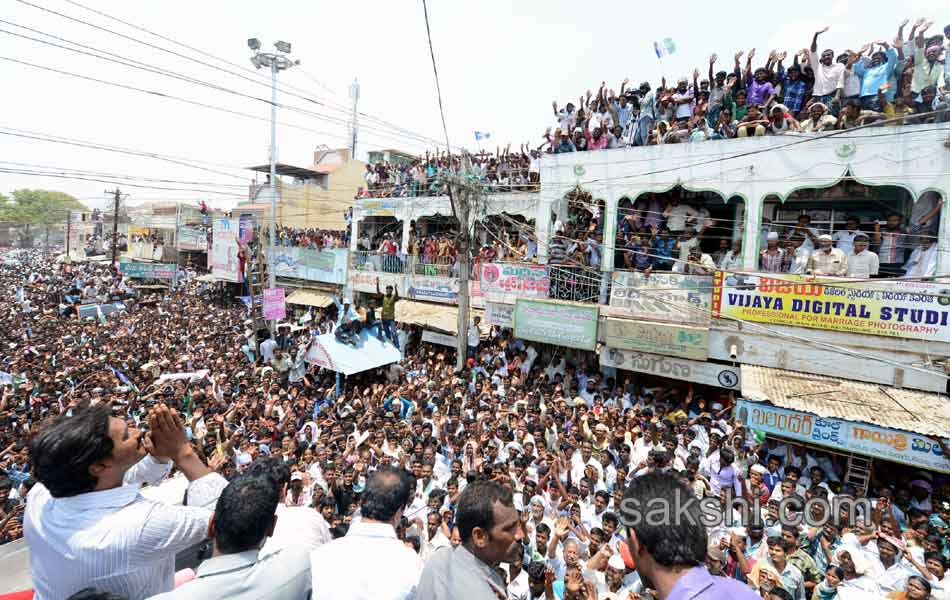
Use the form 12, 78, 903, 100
4, 250, 950, 600
270, 225, 348, 250
547, 20, 949, 151
357, 147, 541, 199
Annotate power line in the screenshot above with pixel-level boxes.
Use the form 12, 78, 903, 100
421, 0, 451, 155
38, 0, 447, 148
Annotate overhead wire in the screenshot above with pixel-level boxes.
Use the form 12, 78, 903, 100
29, 0, 447, 148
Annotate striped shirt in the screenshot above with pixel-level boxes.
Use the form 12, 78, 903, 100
25, 455, 228, 600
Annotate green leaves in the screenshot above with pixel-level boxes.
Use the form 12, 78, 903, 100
0, 189, 86, 224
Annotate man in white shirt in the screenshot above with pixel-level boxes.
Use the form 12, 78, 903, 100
664, 198, 698, 233
310, 466, 422, 599
674, 246, 716, 275
904, 238, 938, 278
807, 234, 848, 276
259, 336, 277, 364
847, 234, 879, 278
832, 217, 862, 255
147, 472, 312, 600
255, 458, 332, 557
25, 403, 228, 600
468, 316, 482, 360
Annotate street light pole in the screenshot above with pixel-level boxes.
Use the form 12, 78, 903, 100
247, 38, 298, 292
268, 57, 278, 290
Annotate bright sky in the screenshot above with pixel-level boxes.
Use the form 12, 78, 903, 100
1, 0, 948, 210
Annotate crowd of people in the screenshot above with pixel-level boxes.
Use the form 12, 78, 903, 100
547, 20, 949, 151
270, 225, 348, 250
0, 247, 948, 600
358, 148, 542, 199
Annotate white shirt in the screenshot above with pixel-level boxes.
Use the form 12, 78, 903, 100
468, 320, 481, 348
310, 519, 423, 600
847, 250, 879, 278
832, 230, 859, 255
261, 503, 333, 557
904, 243, 938, 278
420, 529, 452, 563
260, 338, 277, 363
25, 456, 228, 600
666, 204, 698, 232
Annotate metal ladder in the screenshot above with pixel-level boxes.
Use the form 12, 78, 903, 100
247, 245, 268, 332
844, 453, 872, 496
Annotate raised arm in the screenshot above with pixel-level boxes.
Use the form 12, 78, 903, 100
811, 26, 829, 53
709, 53, 717, 85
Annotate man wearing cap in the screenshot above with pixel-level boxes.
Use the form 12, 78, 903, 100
846, 234, 879, 278
633, 82, 656, 147
807, 234, 848, 276
760, 232, 786, 272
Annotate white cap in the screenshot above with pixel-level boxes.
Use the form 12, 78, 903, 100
608, 554, 626, 570
818, 234, 833, 242
767, 232, 779, 240
291, 471, 304, 482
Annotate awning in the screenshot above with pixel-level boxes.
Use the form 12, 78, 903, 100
740, 365, 950, 438
286, 289, 333, 308
304, 331, 401, 375
395, 300, 484, 335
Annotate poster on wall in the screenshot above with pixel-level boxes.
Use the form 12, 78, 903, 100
513, 299, 599, 350
262, 288, 286, 321
600, 347, 739, 389
603, 318, 709, 360
735, 399, 950, 474
713, 271, 950, 343
610, 271, 711, 325
479, 263, 550, 303
485, 302, 514, 328
210, 218, 241, 283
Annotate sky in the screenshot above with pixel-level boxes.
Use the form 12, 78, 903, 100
1, 0, 948, 211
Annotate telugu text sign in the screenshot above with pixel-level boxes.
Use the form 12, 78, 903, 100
422, 330, 457, 347
119, 261, 176, 280
713, 271, 950, 343
347, 271, 407, 295
479, 263, 550, 303
514, 299, 599, 350
408, 275, 459, 304
600, 348, 740, 388
735, 399, 950, 474
262, 288, 286, 321
610, 271, 712, 325
272, 247, 347, 285
604, 318, 708, 360
177, 226, 207, 251
485, 302, 514, 328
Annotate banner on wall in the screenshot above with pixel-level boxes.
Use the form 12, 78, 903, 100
407, 275, 459, 304
485, 302, 514, 328
600, 347, 740, 388
514, 299, 599, 350
422, 330, 457, 347
347, 271, 406, 295
479, 263, 550, 303
210, 218, 241, 283
272, 247, 348, 284
610, 271, 711, 325
735, 399, 950, 474
119, 261, 176, 280
262, 288, 286, 321
604, 318, 708, 360
177, 226, 207, 251
712, 271, 950, 343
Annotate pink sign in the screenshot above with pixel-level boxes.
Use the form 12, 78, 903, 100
262, 288, 286, 321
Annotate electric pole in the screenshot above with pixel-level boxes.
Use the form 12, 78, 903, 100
349, 78, 360, 158
108, 188, 121, 272
247, 37, 297, 295
65, 211, 71, 258
442, 151, 481, 371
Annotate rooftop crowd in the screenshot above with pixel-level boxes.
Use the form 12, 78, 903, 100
0, 246, 947, 600
547, 21, 949, 151
358, 148, 541, 199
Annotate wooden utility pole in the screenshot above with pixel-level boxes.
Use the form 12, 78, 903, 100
442, 151, 481, 371
108, 188, 121, 272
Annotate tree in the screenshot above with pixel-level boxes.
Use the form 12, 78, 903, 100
0, 189, 86, 248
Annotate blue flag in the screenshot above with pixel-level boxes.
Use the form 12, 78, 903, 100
109, 365, 139, 394
474, 131, 491, 141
